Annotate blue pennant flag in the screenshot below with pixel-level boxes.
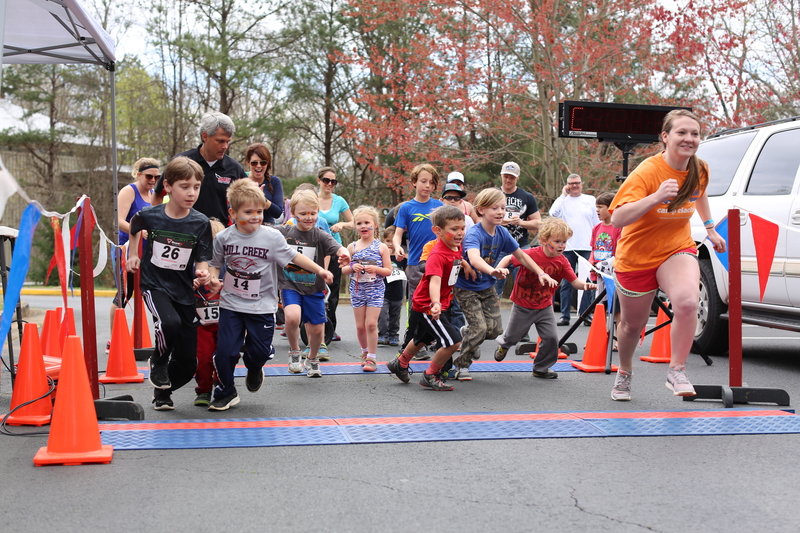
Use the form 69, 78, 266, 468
0, 205, 41, 361
714, 217, 729, 271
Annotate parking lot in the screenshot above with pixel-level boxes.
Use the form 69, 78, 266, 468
1, 294, 799, 532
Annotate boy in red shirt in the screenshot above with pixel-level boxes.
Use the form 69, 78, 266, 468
494, 217, 597, 377
386, 205, 465, 391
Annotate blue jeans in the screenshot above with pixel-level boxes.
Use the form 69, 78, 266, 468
559, 250, 594, 321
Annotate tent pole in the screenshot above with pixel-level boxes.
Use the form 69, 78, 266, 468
110, 66, 121, 305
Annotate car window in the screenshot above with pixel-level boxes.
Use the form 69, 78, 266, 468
745, 129, 800, 195
697, 131, 757, 196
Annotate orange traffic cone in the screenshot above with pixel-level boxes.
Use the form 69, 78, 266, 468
58, 307, 78, 356
41, 309, 62, 357
571, 304, 618, 372
132, 296, 153, 349
525, 337, 569, 361
33, 335, 113, 466
640, 307, 672, 363
5, 323, 53, 426
101, 309, 144, 383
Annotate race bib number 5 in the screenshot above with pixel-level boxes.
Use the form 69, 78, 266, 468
150, 232, 195, 271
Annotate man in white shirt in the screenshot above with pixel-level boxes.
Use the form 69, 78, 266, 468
549, 173, 599, 326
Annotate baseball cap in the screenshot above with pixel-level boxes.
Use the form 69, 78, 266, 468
446, 171, 465, 184
442, 183, 466, 198
501, 161, 520, 177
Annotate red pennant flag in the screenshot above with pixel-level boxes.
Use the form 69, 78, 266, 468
749, 214, 779, 301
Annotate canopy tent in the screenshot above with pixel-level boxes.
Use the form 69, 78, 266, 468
1, 0, 119, 233
2, 0, 115, 67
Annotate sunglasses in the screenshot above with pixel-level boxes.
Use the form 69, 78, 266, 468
141, 173, 160, 180
250, 160, 269, 167
320, 177, 338, 185
442, 196, 461, 201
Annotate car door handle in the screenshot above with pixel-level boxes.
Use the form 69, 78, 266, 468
792, 210, 800, 225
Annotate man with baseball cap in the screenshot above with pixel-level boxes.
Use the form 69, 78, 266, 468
446, 171, 477, 223
496, 161, 541, 296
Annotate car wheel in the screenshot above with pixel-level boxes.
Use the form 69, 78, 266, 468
692, 258, 729, 355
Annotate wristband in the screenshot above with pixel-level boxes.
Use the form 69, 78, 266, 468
703, 218, 714, 228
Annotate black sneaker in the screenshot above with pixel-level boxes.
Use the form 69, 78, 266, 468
208, 392, 240, 411
420, 372, 454, 391
386, 356, 411, 383
246, 366, 264, 392
152, 389, 174, 411
533, 369, 558, 379
149, 355, 171, 389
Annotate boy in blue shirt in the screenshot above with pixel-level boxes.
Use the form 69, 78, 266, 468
453, 188, 555, 380
392, 163, 443, 353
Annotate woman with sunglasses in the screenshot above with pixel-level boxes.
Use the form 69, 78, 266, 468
245, 143, 284, 225
317, 167, 355, 342
109, 157, 160, 352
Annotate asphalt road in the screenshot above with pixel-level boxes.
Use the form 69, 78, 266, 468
1, 294, 799, 532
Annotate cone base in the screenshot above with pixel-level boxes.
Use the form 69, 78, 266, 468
33, 444, 113, 466
640, 355, 670, 363
571, 361, 619, 373
557, 351, 568, 359
99, 373, 145, 384
5, 413, 52, 426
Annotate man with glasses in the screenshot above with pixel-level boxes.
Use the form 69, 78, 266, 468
549, 173, 600, 326
154, 111, 246, 224
496, 161, 541, 297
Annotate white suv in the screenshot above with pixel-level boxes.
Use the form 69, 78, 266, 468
691, 116, 800, 355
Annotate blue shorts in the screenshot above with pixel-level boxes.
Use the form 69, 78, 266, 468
282, 289, 327, 324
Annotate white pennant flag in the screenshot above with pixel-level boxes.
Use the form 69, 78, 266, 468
0, 156, 20, 221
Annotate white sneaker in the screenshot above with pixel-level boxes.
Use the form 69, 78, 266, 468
455, 367, 472, 381
288, 350, 303, 374
611, 370, 632, 401
306, 357, 322, 378
666, 366, 696, 397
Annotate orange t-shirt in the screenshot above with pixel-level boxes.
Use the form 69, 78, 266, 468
610, 153, 708, 272
419, 238, 438, 263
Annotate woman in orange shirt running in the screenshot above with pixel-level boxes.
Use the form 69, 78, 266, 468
609, 109, 726, 401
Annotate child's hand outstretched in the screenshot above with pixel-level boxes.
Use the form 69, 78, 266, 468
338, 253, 351, 267
490, 267, 508, 279
318, 269, 334, 284
584, 282, 598, 291
538, 272, 557, 287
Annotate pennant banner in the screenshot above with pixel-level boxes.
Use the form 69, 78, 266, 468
712, 217, 729, 270
749, 213, 779, 301
0, 205, 41, 361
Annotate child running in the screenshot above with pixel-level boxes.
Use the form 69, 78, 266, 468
494, 217, 597, 377
206, 180, 334, 411
386, 205, 465, 391
276, 190, 350, 377
453, 188, 556, 381
192, 218, 225, 407
342, 206, 392, 371
127, 156, 213, 411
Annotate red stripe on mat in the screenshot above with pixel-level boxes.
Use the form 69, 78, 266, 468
101, 409, 791, 432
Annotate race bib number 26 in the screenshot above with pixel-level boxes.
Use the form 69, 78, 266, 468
150, 232, 195, 271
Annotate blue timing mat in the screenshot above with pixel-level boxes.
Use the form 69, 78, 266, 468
100, 409, 800, 450
136, 360, 579, 377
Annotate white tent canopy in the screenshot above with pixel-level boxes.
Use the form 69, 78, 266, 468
1, 0, 119, 239
2, 0, 115, 67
